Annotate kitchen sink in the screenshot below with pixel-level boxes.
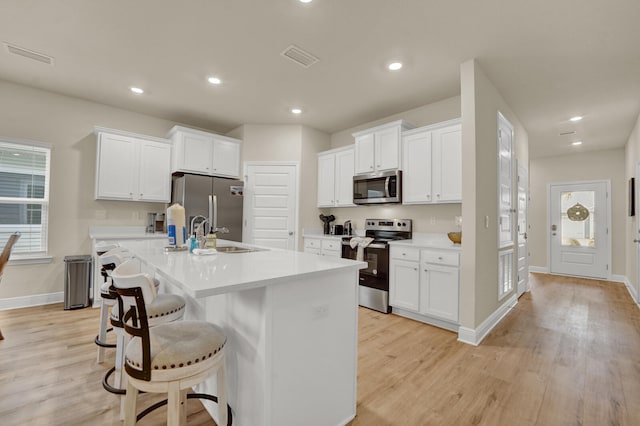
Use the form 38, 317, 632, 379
216, 246, 258, 253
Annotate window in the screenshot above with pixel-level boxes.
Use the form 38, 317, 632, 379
0, 138, 51, 258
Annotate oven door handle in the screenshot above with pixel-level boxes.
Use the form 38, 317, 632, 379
341, 240, 386, 250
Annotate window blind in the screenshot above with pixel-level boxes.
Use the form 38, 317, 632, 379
0, 139, 51, 257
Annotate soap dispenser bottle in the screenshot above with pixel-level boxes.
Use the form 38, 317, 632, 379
189, 232, 198, 253
205, 230, 217, 248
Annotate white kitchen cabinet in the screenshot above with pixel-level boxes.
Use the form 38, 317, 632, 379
168, 125, 241, 179
304, 237, 321, 255
389, 246, 421, 312
402, 119, 462, 204
94, 128, 171, 202
389, 258, 420, 312
353, 120, 415, 175
419, 250, 459, 322
389, 244, 460, 330
317, 146, 355, 208
303, 236, 342, 258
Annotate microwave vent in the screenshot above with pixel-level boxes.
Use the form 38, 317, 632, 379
4, 42, 54, 65
280, 44, 319, 68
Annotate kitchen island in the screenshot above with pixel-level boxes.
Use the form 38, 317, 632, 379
117, 239, 365, 426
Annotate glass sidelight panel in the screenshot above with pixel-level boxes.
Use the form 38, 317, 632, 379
560, 191, 595, 247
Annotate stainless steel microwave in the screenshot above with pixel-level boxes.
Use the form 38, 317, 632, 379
353, 170, 402, 205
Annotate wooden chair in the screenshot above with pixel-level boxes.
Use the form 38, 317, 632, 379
112, 259, 231, 425
0, 232, 21, 340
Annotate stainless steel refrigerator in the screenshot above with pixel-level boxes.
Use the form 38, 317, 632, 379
171, 173, 244, 242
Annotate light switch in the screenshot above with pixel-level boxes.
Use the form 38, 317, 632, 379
95, 210, 107, 220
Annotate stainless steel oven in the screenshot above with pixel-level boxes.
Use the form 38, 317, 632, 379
353, 170, 402, 205
342, 219, 412, 313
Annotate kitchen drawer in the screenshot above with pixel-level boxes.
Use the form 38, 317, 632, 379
321, 239, 341, 252
304, 238, 321, 250
322, 249, 341, 258
421, 250, 459, 266
391, 246, 420, 262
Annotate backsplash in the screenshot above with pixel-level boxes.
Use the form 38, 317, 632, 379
321, 203, 462, 234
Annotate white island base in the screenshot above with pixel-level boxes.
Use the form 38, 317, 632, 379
120, 240, 362, 426
187, 269, 359, 426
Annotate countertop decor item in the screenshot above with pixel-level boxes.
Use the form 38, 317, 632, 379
447, 232, 462, 244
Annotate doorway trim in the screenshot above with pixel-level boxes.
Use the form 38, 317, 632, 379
547, 179, 611, 280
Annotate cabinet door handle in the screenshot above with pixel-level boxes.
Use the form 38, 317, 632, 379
437, 194, 441, 198
438, 256, 443, 260
414, 268, 418, 271
424, 269, 428, 272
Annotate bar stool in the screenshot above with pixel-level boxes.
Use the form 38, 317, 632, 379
101, 256, 184, 398
112, 259, 231, 426
96, 247, 131, 363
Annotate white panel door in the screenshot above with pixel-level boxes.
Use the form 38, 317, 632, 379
244, 163, 297, 250
389, 260, 420, 312
180, 132, 213, 174
516, 161, 529, 297
211, 139, 240, 178
549, 181, 610, 279
96, 133, 136, 200
354, 133, 375, 174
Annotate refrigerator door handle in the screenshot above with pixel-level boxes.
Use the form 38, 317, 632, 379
209, 194, 218, 232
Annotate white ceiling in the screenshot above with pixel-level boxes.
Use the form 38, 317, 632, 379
1, 0, 639, 159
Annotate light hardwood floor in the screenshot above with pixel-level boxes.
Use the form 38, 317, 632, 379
2, 273, 640, 425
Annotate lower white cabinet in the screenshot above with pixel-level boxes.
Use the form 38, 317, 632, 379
389, 245, 460, 329
94, 127, 171, 202
389, 259, 420, 311
303, 237, 342, 258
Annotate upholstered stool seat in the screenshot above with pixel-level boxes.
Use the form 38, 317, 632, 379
125, 320, 225, 382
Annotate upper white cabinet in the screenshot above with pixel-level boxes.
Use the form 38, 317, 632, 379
167, 125, 241, 179
317, 146, 355, 208
402, 119, 462, 204
352, 120, 415, 175
94, 127, 171, 203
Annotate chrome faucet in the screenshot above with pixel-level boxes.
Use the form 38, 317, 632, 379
190, 215, 208, 237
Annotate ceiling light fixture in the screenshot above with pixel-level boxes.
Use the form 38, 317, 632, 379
291, 108, 302, 114
388, 62, 403, 71
130, 87, 144, 94
207, 77, 222, 85
299, 0, 313, 3
570, 116, 583, 122
572, 141, 583, 146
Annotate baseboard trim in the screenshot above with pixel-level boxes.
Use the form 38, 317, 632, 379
0, 292, 64, 311
618, 275, 640, 307
457, 294, 518, 346
529, 265, 548, 273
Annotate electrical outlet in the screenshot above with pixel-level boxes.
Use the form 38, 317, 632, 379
132, 211, 139, 220
485, 215, 490, 229
95, 210, 107, 220
430, 216, 436, 225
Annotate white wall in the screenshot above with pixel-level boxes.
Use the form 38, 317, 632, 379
625, 113, 640, 298
460, 59, 529, 329
0, 79, 186, 299
529, 148, 626, 275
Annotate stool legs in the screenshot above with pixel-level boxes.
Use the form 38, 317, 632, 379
123, 380, 138, 426
96, 298, 112, 363
217, 357, 228, 426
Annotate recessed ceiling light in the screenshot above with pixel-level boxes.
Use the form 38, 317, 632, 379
130, 87, 144, 94
207, 77, 222, 85
299, 0, 313, 3
572, 141, 583, 146
291, 108, 302, 114
388, 62, 403, 71
570, 116, 583, 122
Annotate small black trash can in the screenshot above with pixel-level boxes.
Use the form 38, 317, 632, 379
63, 255, 93, 310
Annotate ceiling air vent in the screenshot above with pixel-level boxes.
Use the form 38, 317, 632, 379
4, 42, 54, 65
281, 44, 319, 68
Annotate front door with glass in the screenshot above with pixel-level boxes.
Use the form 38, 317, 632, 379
549, 181, 610, 279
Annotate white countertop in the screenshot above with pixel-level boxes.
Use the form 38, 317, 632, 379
89, 226, 167, 240
118, 239, 366, 298
388, 232, 462, 251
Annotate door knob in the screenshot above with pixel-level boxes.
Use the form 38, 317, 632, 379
634, 239, 640, 243
288, 231, 294, 236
